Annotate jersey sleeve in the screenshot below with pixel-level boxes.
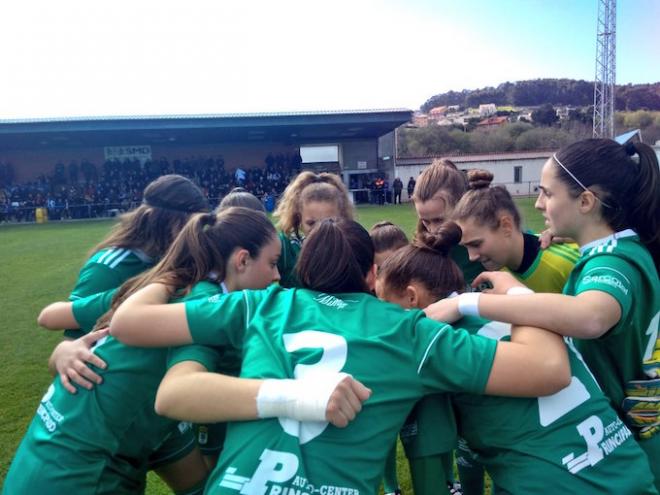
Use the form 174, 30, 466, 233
185, 290, 258, 348
71, 288, 117, 334
414, 317, 497, 395
573, 255, 636, 334
69, 262, 125, 301
167, 343, 222, 372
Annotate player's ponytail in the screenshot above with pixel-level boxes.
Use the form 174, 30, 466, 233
452, 169, 521, 231
296, 219, 373, 293
379, 221, 465, 301
626, 142, 659, 270
554, 138, 659, 270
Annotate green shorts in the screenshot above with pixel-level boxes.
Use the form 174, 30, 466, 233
400, 394, 457, 459
148, 421, 197, 470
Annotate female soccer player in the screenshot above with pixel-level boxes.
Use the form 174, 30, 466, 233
427, 138, 660, 489
412, 158, 482, 286
369, 220, 409, 270
109, 218, 573, 495
375, 222, 657, 494
273, 171, 354, 286
453, 169, 579, 292
410, 158, 479, 492
447, 169, 579, 493
3, 207, 280, 495
48, 174, 208, 392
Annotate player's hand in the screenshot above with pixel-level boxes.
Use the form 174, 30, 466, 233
538, 229, 574, 249
472, 272, 526, 295
325, 375, 372, 428
49, 329, 109, 394
424, 297, 461, 323
623, 378, 660, 440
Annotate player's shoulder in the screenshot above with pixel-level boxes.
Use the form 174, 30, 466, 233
88, 247, 152, 270
576, 231, 652, 278
543, 241, 580, 264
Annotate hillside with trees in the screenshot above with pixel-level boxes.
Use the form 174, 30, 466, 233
421, 79, 660, 113
397, 80, 660, 157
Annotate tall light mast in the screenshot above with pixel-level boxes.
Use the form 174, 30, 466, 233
593, 0, 616, 138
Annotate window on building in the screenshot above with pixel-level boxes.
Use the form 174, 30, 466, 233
514, 166, 522, 183
300, 145, 340, 163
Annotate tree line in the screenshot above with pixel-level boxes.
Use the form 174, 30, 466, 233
421, 79, 660, 113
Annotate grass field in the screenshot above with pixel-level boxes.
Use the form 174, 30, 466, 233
0, 199, 544, 493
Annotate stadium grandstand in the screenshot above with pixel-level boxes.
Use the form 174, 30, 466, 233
0, 109, 411, 222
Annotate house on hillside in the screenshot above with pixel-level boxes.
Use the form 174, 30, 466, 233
476, 116, 508, 128
412, 113, 430, 127
428, 106, 448, 123
479, 104, 497, 117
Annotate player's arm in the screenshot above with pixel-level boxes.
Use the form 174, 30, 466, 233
38, 301, 79, 330
426, 290, 620, 339
485, 324, 571, 397
109, 283, 193, 347
155, 360, 371, 428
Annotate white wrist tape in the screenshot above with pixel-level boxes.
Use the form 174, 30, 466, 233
256, 372, 351, 421
458, 292, 481, 317
506, 286, 535, 295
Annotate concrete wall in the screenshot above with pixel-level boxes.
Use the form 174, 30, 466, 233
395, 156, 548, 196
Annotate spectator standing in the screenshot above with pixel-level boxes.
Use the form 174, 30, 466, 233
393, 177, 403, 205
407, 176, 416, 201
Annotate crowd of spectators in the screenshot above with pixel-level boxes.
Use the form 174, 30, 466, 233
0, 152, 302, 222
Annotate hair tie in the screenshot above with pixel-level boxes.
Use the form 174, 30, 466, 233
624, 142, 636, 157
202, 213, 216, 231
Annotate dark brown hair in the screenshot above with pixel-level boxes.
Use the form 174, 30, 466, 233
554, 139, 659, 269
96, 207, 275, 329
453, 169, 521, 230
369, 221, 409, 253
296, 219, 374, 294
93, 175, 208, 259
379, 222, 465, 301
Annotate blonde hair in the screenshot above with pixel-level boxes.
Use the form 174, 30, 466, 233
273, 171, 354, 236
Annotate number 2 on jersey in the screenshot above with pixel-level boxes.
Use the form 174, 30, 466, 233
280, 330, 348, 444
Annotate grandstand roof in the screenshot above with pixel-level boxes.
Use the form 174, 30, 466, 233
0, 109, 412, 150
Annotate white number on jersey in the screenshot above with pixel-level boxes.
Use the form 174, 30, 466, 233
279, 330, 348, 444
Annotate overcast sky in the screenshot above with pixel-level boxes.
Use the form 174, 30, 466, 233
1, 0, 658, 119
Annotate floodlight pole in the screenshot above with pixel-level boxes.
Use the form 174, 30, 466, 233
593, 0, 616, 138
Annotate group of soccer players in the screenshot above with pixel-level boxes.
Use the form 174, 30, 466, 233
3, 137, 659, 495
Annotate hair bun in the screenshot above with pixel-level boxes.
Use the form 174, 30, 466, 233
624, 142, 637, 157
467, 169, 494, 190
414, 221, 461, 255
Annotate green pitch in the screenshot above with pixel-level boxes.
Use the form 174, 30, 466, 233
0, 199, 543, 493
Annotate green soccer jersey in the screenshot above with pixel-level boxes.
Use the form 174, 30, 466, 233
71, 287, 117, 333
64, 247, 153, 339
566, 231, 660, 419
183, 285, 497, 495
276, 231, 302, 288
3, 281, 220, 495
450, 316, 657, 494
